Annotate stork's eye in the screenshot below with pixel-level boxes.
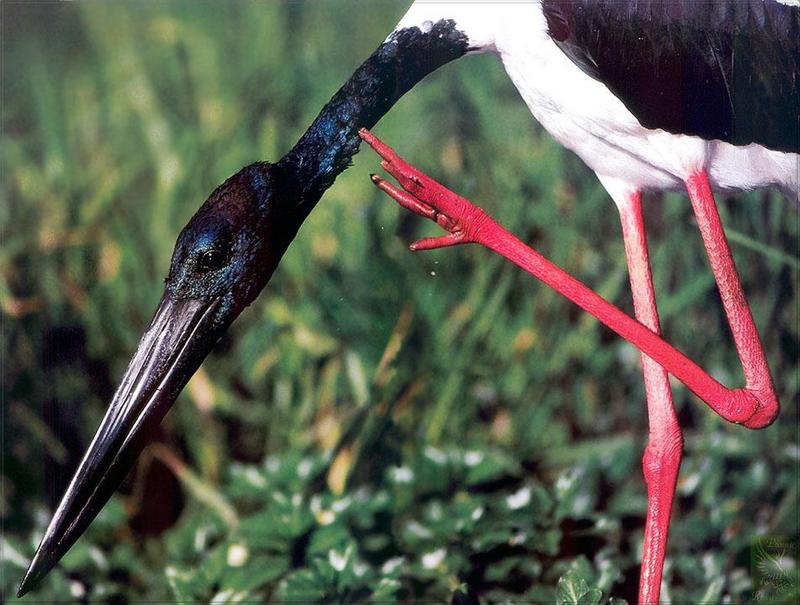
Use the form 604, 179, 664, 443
195, 246, 228, 273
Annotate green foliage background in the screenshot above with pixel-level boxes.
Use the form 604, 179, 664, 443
2, 1, 798, 603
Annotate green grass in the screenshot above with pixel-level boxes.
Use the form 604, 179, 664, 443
2, 1, 798, 603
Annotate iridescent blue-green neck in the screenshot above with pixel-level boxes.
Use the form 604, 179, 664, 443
279, 20, 468, 208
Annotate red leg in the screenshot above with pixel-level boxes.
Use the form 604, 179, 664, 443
617, 191, 681, 605
685, 171, 777, 428
359, 128, 779, 430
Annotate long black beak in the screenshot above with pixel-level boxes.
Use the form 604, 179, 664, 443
18, 295, 221, 597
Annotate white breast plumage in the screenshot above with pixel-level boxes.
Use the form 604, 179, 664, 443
397, 1, 799, 201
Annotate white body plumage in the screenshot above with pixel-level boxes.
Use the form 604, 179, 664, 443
396, 1, 799, 203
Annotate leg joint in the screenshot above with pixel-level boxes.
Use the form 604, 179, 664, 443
642, 430, 683, 483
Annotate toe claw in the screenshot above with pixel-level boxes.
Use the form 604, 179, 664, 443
410, 232, 465, 251
361, 129, 441, 198
370, 174, 436, 220
359, 128, 396, 162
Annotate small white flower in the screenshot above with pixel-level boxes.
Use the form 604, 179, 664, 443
555, 467, 583, 496
310, 494, 336, 525
227, 544, 249, 567
329, 548, 350, 572
245, 467, 266, 487
331, 497, 351, 513
555, 474, 572, 493
382, 556, 405, 574
297, 458, 313, 478
194, 525, 210, 552
428, 501, 444, 521
679, 472, 701, 495
89, 546, 109, 570
265, 456, 280, 473
210, 589, 234, 604
785, 444, 800, 460
424, 446, 447, 465
506, 486, 531, 510
317, 510, 336, 525
353, 561, 369, 577
69, 581, 85, 598
464, 451, 484, 467
406, 520, 433, 539
389, 466, 414, 483
421, 548, 446, 570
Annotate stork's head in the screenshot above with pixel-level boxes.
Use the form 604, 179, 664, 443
166, 161, 300, 321
18, 161, 305, 596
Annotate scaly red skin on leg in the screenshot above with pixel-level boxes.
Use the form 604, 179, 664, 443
617, 192, 682, 605
685, 171, 779, 429
359, 128, 779, 430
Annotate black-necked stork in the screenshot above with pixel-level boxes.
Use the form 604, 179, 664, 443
19, 1, 798, 602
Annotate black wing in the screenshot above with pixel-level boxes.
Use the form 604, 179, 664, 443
542, 0, 800, 153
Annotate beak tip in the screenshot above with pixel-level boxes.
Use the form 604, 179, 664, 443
17, 564, 38, 598
17, 536, 58, 597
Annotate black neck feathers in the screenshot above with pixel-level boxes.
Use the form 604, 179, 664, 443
279, 19, 468, 208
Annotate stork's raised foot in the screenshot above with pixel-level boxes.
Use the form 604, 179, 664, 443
360, 128, 488, 251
